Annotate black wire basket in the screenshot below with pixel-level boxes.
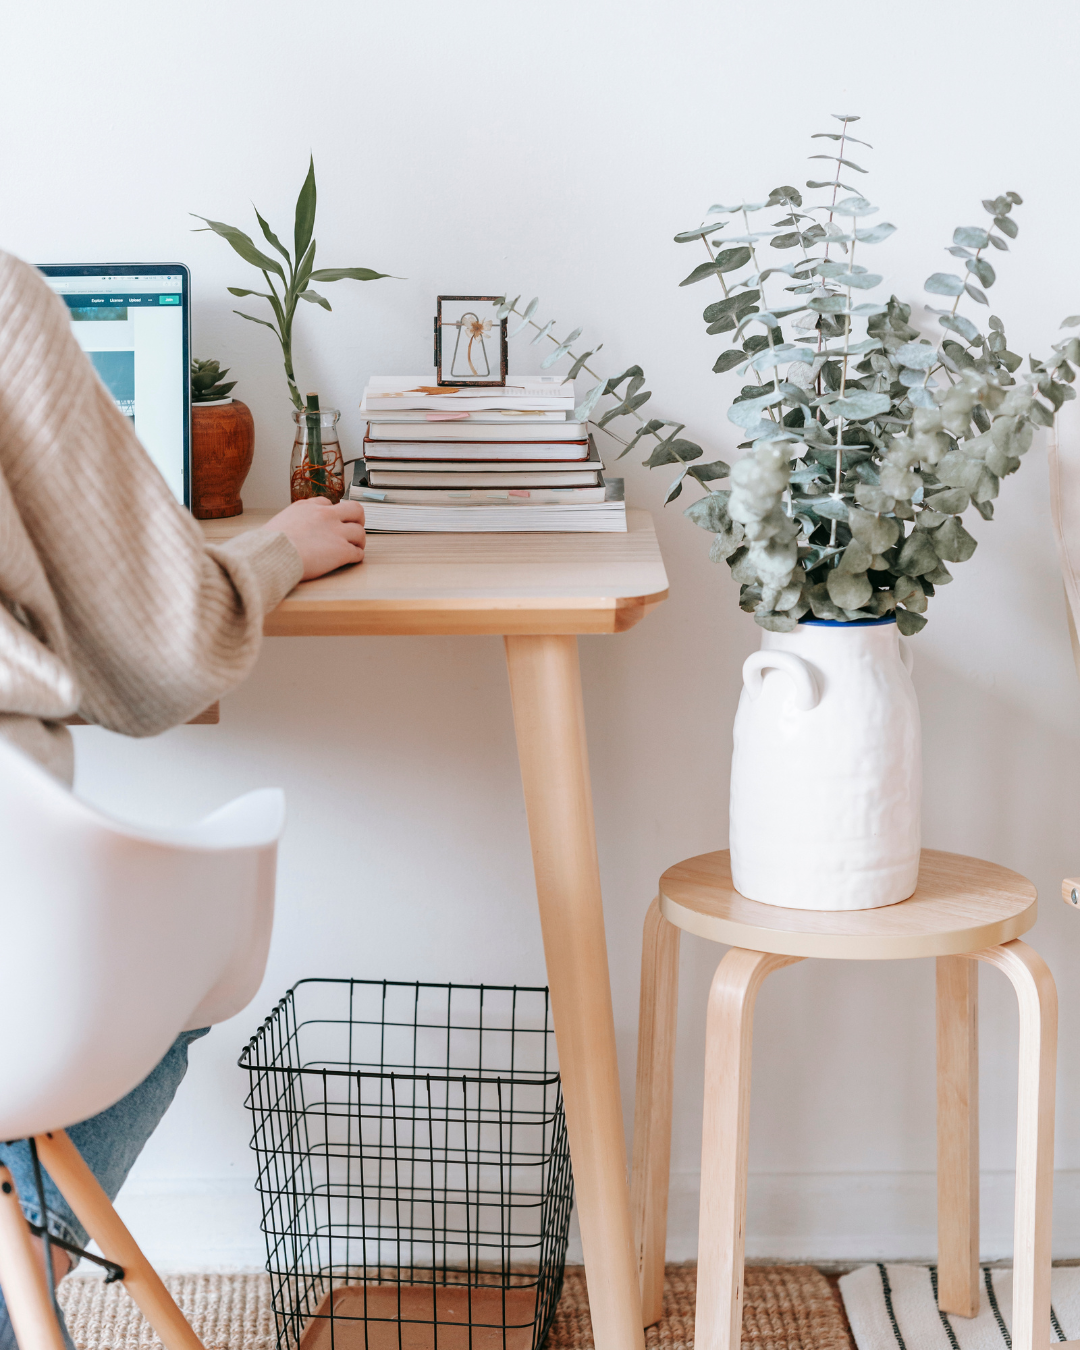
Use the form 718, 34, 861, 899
239, 979, 574, 1350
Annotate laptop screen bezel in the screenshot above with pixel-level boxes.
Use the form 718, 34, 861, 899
37, 262, 192, 509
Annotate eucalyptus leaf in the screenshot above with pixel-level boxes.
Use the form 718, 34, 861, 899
826, 569, 872, 608
831, 272, 883, 290
530, 319, 557, 346
693, 459, 731, 481
714, 349, 747, 373
966, 257, 996, 288
965, 283, 989, 306
833, 196, 878, 217
573, 381, 604, 421
679, 260, 724, 287
930, 515, 978, 562
827, 391, 892, 419
896, 608, 928, 635
685, 492, 734, 532
541, 327, 583, 368
995, 215, 1019, 239
567, 347, 600, 380
508, 297, 539, 338
808, 155, 868, 173
938, 314, 980, 343
728, 392, 784, 428
809, 294, 850, 313
895, 341, 937, 370
715, 247, 753, 273
897, 529, 940, 577
674, 221, 729, 243
953, 226, 990, 248
925, 272, 966, 296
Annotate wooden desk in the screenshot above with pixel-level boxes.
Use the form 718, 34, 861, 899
202, 508, 669, 1350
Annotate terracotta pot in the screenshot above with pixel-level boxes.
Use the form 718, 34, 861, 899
191, 399, 255, 519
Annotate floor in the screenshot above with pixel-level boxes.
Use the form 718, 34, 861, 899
56, 1264, 857, 1350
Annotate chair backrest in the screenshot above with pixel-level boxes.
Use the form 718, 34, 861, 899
0, 737, 284, 1138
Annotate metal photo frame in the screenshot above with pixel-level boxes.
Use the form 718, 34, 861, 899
434, 295, 508, 387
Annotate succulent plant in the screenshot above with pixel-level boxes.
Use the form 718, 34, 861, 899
190, 358, 237, 403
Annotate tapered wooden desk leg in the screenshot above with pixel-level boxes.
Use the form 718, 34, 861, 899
937, 954, 980, 1317
0, 1166, 66, 1350
34, 1131, 205, 1350
695, 949, 802, 1350
504, 634, 645, 1350
970, 943, 1056, 1350
631, 897, 681, 1326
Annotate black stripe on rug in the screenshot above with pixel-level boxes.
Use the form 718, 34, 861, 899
877, 1263, 908, 1350
929, 1265, 963, 1350
1051, 1304, 1067, 1342
984, 1266, 1012, 1347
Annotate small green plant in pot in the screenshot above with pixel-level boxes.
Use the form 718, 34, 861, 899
189, 358, 254, 520
193, 158, 396, 500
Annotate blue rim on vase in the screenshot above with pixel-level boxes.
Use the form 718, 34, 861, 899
799, 615, 897, 628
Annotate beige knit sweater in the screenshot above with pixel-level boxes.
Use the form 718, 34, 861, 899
0, 251, 303, 783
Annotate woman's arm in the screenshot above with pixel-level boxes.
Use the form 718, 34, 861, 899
0, 252, 363, 737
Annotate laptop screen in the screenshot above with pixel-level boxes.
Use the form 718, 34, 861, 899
39, 265, 190, 506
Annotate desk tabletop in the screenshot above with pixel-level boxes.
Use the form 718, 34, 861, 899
200, 507, 669, 636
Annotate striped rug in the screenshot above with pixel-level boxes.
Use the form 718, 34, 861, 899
839, 1264, 1080, 1350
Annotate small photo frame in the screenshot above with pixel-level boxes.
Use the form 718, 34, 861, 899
434, 296, 508, 387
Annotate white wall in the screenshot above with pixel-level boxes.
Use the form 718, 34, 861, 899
5, 0, 1080, 1268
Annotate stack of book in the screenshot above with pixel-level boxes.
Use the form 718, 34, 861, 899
349, 376, 625, 532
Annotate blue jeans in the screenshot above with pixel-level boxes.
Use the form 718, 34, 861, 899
0, 1028, 210, 1252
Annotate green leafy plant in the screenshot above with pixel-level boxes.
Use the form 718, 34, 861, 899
190, 358, 236, 403
193, 157, 395, 411
498, 118, 1080, 634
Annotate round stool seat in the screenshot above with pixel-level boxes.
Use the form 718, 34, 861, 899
659, 848, 1036, 960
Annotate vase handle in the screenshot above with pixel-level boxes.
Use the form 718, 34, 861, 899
742, 651, 819, 711
899, 638, 914, 674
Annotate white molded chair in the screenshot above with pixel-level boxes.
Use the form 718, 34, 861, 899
0, 736, 285, 1350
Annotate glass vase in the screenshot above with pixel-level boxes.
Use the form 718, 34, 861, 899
290, 406, 344, 502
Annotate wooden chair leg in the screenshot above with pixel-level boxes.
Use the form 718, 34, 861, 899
0, 1166, 66, 1350
33, 1131, 205, 1350
937, 954, 980, 1317
630, 897, 681, 1326
695, 948, 802, 1350
972, 941, 1057, 1350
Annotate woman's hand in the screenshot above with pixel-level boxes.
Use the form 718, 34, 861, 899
264, 498, 366, 579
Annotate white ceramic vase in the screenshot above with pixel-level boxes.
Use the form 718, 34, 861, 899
729, 617, 921, 911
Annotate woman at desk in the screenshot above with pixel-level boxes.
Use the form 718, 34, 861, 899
0, 250, 365, 1347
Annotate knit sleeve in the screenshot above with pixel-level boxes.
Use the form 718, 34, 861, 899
0, 252, 303, 736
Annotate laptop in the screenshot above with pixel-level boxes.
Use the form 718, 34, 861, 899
38, 264, 191, 507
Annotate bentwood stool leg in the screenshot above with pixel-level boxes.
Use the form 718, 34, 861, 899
971, 942, 1057, 1350
34, 1131, 205, 1350
695, 948, 803, 1350
937, 955, 981, 1317
503, 634, 646, 1350
0, 1166, 66, 1350
631, 897, 681, 1325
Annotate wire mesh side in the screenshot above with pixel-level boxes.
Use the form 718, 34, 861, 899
241, 980, 573, 1350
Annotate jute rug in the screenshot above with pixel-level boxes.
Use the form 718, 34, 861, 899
56, 1265, 855, 1350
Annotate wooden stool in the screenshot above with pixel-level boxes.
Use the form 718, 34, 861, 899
630, 849, 1057, 1350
